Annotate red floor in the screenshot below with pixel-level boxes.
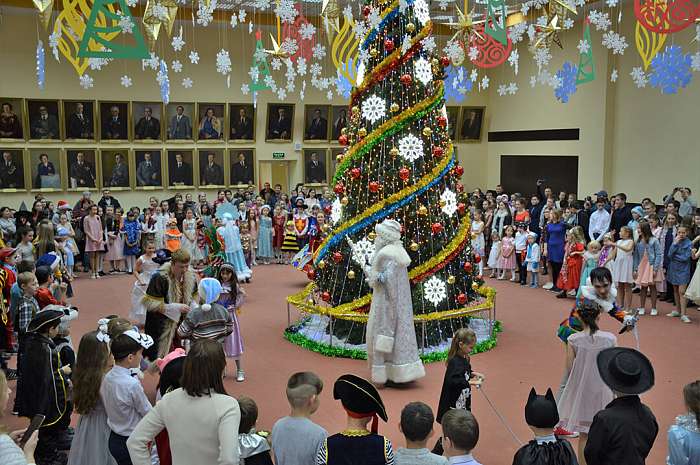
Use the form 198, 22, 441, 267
6, 265, 698, 464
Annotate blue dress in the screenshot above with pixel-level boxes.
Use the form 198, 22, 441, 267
218, 223, 252, 281
122, 219, 141, 256
257, 216, 273, 259
546, 222, 567, 263
668, 414, 700, 465
667, 238, 692, 285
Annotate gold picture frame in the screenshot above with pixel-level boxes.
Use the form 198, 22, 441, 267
228, 103, 256, 142
63, 100, 97, 141
0, 148, 28, 191
458, 106, 485, 142
303, 105, 331, 142
99, 148, 132, 190
65, 148, 99, 191
265, 103, 294, 142
26, 99, 61, 142
29, 147, 64, 192
302, 148, 330, 185
98, 101, 131, 142
132, 101, 164, 142
134, 149, 164, 190
195, 103, 226, 142
0, 98, 26, 141
228, 148, 256, 188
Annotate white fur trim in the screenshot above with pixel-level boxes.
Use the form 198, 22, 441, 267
385, 359, 426, 383
375, 335, 394, 354
374, 243, 411, 268
371, 364, 388, 384
580, 278, 617, 312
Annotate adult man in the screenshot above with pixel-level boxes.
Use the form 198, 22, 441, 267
269, 106, 291, 139
0, 151, 22, 188
201, 152, 224, 186
30, 105, 59, 139
306, 108, 328, 140
135, 106, 160, 140
168, 105, 191, 139
231, 107, 253, 140
231, 152, 253, 185
67, 102, 93, 139
136, 152, 160, 186
610, 193, 633, 239
665, 187, 697, 218
142, 248, 198, 360
588, 199, 611, 242
109, 153, 129, 187
362, 219, 425, 385
98, 189, 121, 210
460, 109, 482, 140
259, 182, 274, 206
170, 153, 192, 185
528, 194, 543, 239
306, 152, 326, 183
332, 108, 347, 140
69, 151, 96, 188
102, 105, 127, 140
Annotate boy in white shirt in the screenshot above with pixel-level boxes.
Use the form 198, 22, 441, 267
514, 223, 529, 285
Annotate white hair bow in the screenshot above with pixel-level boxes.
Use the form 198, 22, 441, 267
96, 318, 111, 344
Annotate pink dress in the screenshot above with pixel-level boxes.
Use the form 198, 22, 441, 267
83, 215, 103, 252
218, 285, 244, 358
557, 330, 616, 433
498, 237, 516, 270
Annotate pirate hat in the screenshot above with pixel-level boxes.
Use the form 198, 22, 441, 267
334, 374, 388, 427
27, 308, 64, 333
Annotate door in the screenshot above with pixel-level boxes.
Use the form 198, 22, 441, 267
259, 160, 291, 194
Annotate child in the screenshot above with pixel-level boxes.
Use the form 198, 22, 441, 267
15, 271, 40, 388
685, 246, 700, 310
105, 206, 125, 274
281, 220, 299, 265
217, 213, 252, 283
67, 326, 115, 465
273, 206, 286, 263
395, 402, 448, 465
218, 264, 246, 381
257, 205, 274, 265
122, 210, 141, 274
237, 396, 274, 465
130, 242, 159, 327
177, 277, 233, 344
101, 330, 154, 465
0, 247, 17, 368
598, 233, 616, 272
271, 372, 326, 465
152, 348, 187, 465
487, 230, 501, 278
35, 265, 68, 309
248, 210, 259, 266
667, 225, 693, 323
514, 222, 529, 285
512, 388, 578, 465
556, 300, 616, 460
471, 210, 485, 276
56, 224, 76, 279
633, 222, 662, 316
441, 409, 482, 465
239, 220, 253, 268
667, 380, 700, 465
612, 226, 635, 312
164, 217, 182, 253
16, 227, 36, 266
525, 232, 541, 288
557, 226, 585, 298
577, 241, 601, 300
498, 225, 516, 281
180, 208, 200, 264
83, 205, 104, 279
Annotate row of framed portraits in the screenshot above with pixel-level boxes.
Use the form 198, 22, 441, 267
0, 99, 351, 143
0, 147, 347, 192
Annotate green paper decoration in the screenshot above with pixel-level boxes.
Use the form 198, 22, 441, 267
250, 30, 272, 92
78, 0, 149, 59
485, 0, 508, 46
576, 21, 595, 85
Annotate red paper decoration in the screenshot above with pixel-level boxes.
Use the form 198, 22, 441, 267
399, 167, 410, 181
634, 0, 699, 33
457, 293, 468, 305
431, 223, 443, 234
469, 24, 512, 69
282, 3, 317, 63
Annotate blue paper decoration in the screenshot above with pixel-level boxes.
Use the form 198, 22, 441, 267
444, 66, 472, 103
555, 61, 578, 103
335, 58, 358, 99
36, 40, 46, 90
649, 45, 693, 94
159, 60, 170, 105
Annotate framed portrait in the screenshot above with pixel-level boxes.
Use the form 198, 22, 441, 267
0, 98, 25, 140
198, 149, 225, 187
132, 102, 163, 141
459, 106, 485, 142
304, 105, 330, 141
330, 106, 348, 141
167, 150, 194, 187
303, 149, 329, 185
66, 149, 98, 190
63, 100, 96, 140
229, 104, 255, 141
99, 101, 129, 141
196, 103, 225, 141
100, 149, 131, 189
30, 148, 62, 190
266, 103, 294, 141
165, 102, 194, 141
135, 150, 162, 188
0, 149, 26, 190
330, 147, 344, 179
446, 106, 460, 141
27, 99, 61, 141
229, 149, 255, 186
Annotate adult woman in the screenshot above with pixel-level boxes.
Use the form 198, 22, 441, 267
0, 370, 38, 465
0, 102, 22, 138
30, 200, 45, 229
198, 108, 222, 140
491, 197, 512, 238
545, 209, 567, 292
0, 207, 16, 245
34, 153, 56, 189
83, 204, 104, 279
304, 188, 319, 210
127, 339, 240, 465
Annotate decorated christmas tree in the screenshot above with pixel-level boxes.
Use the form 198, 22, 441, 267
287, 0, 497, 361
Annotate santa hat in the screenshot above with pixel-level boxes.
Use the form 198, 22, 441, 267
198, 278, 222, 311
0, 247, 17, 262
375, 219, 402, 242
57, 200, 70, 210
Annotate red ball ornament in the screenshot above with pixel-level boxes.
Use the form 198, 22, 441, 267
321, 291, 331, 302
332, 251, 343, 263
398, 167, 410, 181
324, 205, 332, 215
369, 181, 380, 193
307, 270, 316, 280
363, 5, 371, 16
338, 134, 348, 146
457, 293, 468, 305
454, 165, 464, 176
464, 262, 473, 272
400, 74, 413, 85
437, 115, 447, 128
350, 167, 361, 180
440, 56, 451, 67
334, 182, 345, 194
384, 38, 395, 52
474, 254, 482, 264
431, 222, 443, 234
457, 202, 466, 216
432, 146, 444, 158
456, 182, 464, 193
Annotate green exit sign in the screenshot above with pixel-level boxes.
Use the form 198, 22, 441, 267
273, 152, 285, 159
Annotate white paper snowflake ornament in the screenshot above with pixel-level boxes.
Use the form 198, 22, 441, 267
361, 95, 386, 124
79, 73, 94, 89
331, 198, 343, 224
424, 276, 447, 306
414, 57, 433, 85
351, 238, 376, 266
441, 189, 458, 216
414, 0, 431, 25
120, 75, 132, 88
398, 134, 424, 162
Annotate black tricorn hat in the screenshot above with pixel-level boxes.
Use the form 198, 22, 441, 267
333, 374, 388, 422
597, 347, 654, 395
27, 308, 64, 333
524, 387, 559, 428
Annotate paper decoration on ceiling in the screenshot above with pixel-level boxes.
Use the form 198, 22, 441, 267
79, 0, 149, 59
634, 0, 699, 34
555, 61, 578, 103
331, 15, 360, 87
635, 20, 667, 70
37, 40, 46, 90
142, 0, 177, 50
282, 3, 317, 63
533, 0, 576, 50
250, 30, 273, 93
33, 0, 55, 30
485, 0, 508, 46
649, 44, 693, 93
469, 24, 512, 68
442, 1, 485, 45
322, 0, 341, 45
576, 20, 595, 84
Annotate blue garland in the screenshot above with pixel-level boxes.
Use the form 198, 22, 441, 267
361, 0, 415, 51
159, 60, 170, 105
36, 40, 46, 90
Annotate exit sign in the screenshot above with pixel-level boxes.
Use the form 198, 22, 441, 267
273, 152, 285, 159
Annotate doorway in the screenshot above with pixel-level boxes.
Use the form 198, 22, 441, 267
259, 160, 292, 194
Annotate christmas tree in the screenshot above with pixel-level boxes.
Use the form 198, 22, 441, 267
287, 0, 496, 361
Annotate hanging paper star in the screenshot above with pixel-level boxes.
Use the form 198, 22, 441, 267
441, 3, 485, 44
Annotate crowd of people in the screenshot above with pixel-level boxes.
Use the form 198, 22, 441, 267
0, 180, 697, 465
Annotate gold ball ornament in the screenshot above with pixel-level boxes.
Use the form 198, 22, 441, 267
432, 58, 439, 67
472, 282, 480, 290
352, 106, 360, 116
447, 275, 456, 284
406, 22, 416, 32
336, 154, 344, 163
418, 205, 428, 216
368, 232, 377, 241
341, 127, 347, 135
318, 260, 326, 269
341, 197, 349, 206
390, 102, 400, 113
307, 297, 315, 304
439, 199, 447, 207
347, 270, 356, 280
389, 146, 399, 158
358, 127, 367, 137
410, 241, 419, 251
422, 127, 433, 137
370, 48, 379, 57
321, 224, 330, 233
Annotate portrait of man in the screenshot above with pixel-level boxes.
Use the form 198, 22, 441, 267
230, 150, 254, 185
304, 150, 327, 184
267, 104, 293, 140
31, 149, 61, 189
460, 107, 484, 141
167, 103, 193, 140
100, 102, 128, 140
0, 100, 23, 139
136, 151, 161, 187
68, 150, 96, 189
102, 151, 130, 188
331, 106, 348, 140
28, 101, 60, 140
168, 151, 193, 186
65, 101, 95, 139
305, 106, 329, 140
0, 150, 24, 189
446, 107, 459, 141
134, 104, 161, 140
230, 104, 254, 140
200, 151, 224, 186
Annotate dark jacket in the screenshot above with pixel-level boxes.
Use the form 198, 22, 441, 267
135, 116, 161, 139
231, 116, 254, 140
102, 116, 127, 140
584, 395, 658, 465
231, 161, 253, 185
610, 204, 633, 239
436, 356, 472, 423
67, 112, 93, 138
513, 439, 579, 465
201, 162, 224, 186
98, 196, 122, 211
529, 203, 544, 237
170, 161, 192, 185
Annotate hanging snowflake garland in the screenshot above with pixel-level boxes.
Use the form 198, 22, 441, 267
508, 48, 519, 75
610, 69, 618, 82
588, 10, 612, 31
312, 44, 326, 60
216, 49, 232, 76
361, 95, 386, 124
36, 40, 46, 90
649, 45, 693, 94
602, 31, 628, 55
49, 29, 61, 61
171, 29, 185, 52
414, 0, 431, 25
117, 11, 134, 34
351, 238, 376, 266
554, 61, 578, 103
441, 189, 458, 216
577, 39, 590, 54
630, 67, 648, 88
158, 60, 170, 105
480, 75, 490, 90
275, 0, 298, 24
424, 276, 447, 307
79, 73, 94, 90
691, 52, 700, 72
120, 75, 132, 87
398, 134, 424, 162
414, 57, 433, 85
189, 51, 200, 64
171, 60, 183, 73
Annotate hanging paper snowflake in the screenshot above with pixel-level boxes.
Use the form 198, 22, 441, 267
117, 11, 134, 34
470, 69, 478, 82
398, 134, 424, 162
508, 48, 519, 75
351, 238, 376, 266
424, 276, 447, 307
497, 84, 507, 96
509, 22, 528, 43
196, 0, 215, 26
331, 198, 343, 224
48, 30, 60, 61
630, 67, 648, 88
281, 38, 299, 56
602, 31, 628, 55
414, 0, 431, 25
271, 58, 283, 71
610, 69, 618, 82
507, 82, 518, 95
188, 51, 200, 64
275, 0, 298, 24
277, 88, 287, 100
312, 44, 326, 61
158, 60, 170, 105
152, 4, 169, 21
414, 58, 433, 85
120, 75, 132, 87
444, 66, 470, 103
367, 7, 382, 29
444, 40, 464, 65
88, 57, 110, 71
649, 45, 693, 94
534, 47, 552, 72
170, 60, 182, 73
692, 52, 700, 72
468, 46, 479, 62
79, 73, 94, 90
563, 18, 574, 29
401, 34, 412, 54
361, 95, 386, 124
297, 57, 307, 76
530, 75, 537, 87
480, 75, 490, 89
171, 34, 185, 52
237, 9, 247, 24
422, 36, 437, 53
182, 77, 193, 88
299, 22, 316, 40
441, 189, 458, 216
125, 0, 136, 5
554, 61, 578, 103
577, 39, 590, 54
605, 0, 618, 7
241, 83, 250, 95
230, 12, 240, 28
588, 11, 611, 32
216, 49, 232, 75
253, 0, 270, 9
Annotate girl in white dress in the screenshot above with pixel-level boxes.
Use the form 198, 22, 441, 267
130, 242, 160, 326
487, 230, 501, 278
471, 209, 486, 275
154, 206, 169, 250
612, 226, 635, 312
181, 208, 203, 263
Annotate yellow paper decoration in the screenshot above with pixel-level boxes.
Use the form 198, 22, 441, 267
635, 20, 667, 70
331, 16, 361, 87
33, 0, 55, 30
322, 0, 341, 45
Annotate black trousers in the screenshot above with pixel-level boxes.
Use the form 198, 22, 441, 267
515, 250, 527, 284
109, 431, 133, 465
550, 261, 563, 288
36, 423, 66, 465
